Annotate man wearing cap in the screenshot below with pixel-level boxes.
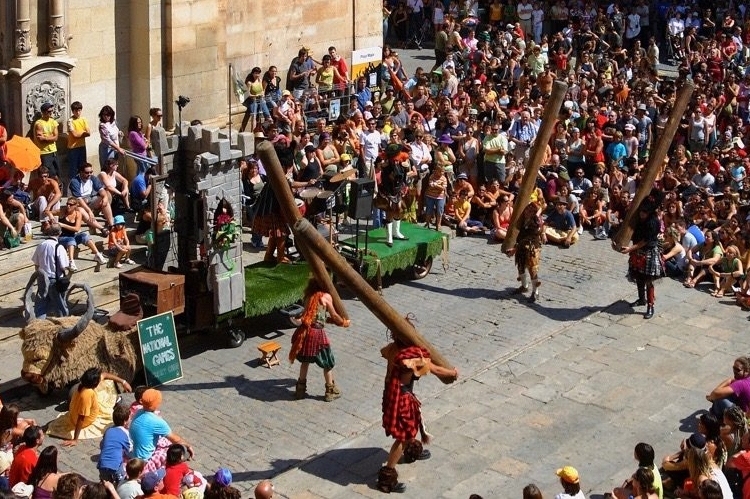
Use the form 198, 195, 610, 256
545, 196, 579, 247
34, 103, 61, 181
129, 389, 194, 471
556, 465, 584, 499
140, 469, 173, 499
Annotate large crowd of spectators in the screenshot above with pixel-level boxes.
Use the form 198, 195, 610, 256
5, 0, 750, 496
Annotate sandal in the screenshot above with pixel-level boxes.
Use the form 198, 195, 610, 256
683, 279, 695, 288
711, 290, 723, 297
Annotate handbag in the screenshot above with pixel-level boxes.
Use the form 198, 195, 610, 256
54, 242, 71, 293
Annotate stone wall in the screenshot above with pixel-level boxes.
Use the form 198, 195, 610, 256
0, 0, 382, 165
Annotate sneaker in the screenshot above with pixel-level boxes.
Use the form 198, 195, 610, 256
69, 260, 78, 272
114, 262, 123, 269
577, 225, 583, 235
124, 258, 136, 265
95, 253, 107, 265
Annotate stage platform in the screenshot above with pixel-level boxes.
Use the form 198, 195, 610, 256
338, 222, 448, 281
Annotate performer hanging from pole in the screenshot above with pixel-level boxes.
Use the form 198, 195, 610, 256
375, 144, 412, 247
289, 277, 350, 401
506, 201, 546, 302
378, 320, 459, 494
619, 191, 664, 319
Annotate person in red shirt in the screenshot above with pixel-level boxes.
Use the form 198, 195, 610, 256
161, 444, 191, 496
9, 425, 44, 487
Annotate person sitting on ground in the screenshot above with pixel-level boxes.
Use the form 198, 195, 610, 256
612, 443, 662, 499
555, 465, 585, 499
107, 215, 134, 268
614, 467, 660, 499
26, 445, 64, 499
660, 432, 706, 494
545, 196, 579, 247
54, 198, 108, 271
53, 473, 85, 499
8, 426, 44, 487
129, 389, 194, 473
491, 194, 513, 242
29, 167, 61, 222
662, 225, 686, 278
579, 187, 607, 238
0, 404, 35, 451
674, 445, 733, 499
727, 431, 750, 499
47, 367, 131, 446
162, 444, 192, 497
684, 230, 724, 288
454, 189, 485, 236
721, 405, 748, 460
97, 404, 132, 484
708, 244, 743, 297
0, 190, 28, 244
68, 163, 114, 236
116, 459, 145, 499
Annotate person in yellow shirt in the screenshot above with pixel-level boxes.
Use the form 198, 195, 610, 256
34, 102, 60, 180
66, 101, 91, 181
47, 366, 132, 446
454, 189, 485, 236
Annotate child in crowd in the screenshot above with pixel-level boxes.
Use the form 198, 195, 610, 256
116, 459, 145, 499
162, 444, 192, 496
108, 214, 134, 268
98, 403, 132, 484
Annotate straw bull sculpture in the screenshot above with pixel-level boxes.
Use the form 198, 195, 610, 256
19, 273, 141, 393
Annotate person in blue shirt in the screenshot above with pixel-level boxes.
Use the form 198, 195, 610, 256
544, 196, 579, 247
68, 162, 114, 235
98, 403, 132, 484
606, 131, 627, 171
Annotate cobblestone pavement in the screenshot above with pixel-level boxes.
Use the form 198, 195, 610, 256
2, 227, 747, 498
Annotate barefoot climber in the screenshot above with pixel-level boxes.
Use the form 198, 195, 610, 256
506, 201, 546, 302
378, 327, 459, 493
290, 278, 350, 401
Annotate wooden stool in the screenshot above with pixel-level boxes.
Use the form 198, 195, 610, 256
257, 341, 282, 368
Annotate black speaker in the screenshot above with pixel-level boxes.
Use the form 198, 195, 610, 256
348, 178, 375, 219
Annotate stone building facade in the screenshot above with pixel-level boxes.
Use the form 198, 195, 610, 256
0, 0, 381, 169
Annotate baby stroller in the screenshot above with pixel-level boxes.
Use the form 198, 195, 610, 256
406, 18, 431, 50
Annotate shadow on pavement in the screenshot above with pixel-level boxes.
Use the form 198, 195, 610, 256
299, 447, 388, 486
231, 458, 303, 483
163, 375, 297, 403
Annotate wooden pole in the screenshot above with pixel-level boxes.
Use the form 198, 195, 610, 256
612, 80, 695, 251
255, 141, 349, 320
501, 80, 568, 253
293, 218, 457, 384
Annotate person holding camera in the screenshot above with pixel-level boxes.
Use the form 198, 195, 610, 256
30, 223, 70, 319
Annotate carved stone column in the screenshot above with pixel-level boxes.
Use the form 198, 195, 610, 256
49, 0, 66, 55
15, 0, 32, 59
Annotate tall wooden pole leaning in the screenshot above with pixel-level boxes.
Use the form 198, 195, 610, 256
293, 218, 457, 384
501, 80, 568, 254
255, 141, 349, 320
612, 80, 695, 251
